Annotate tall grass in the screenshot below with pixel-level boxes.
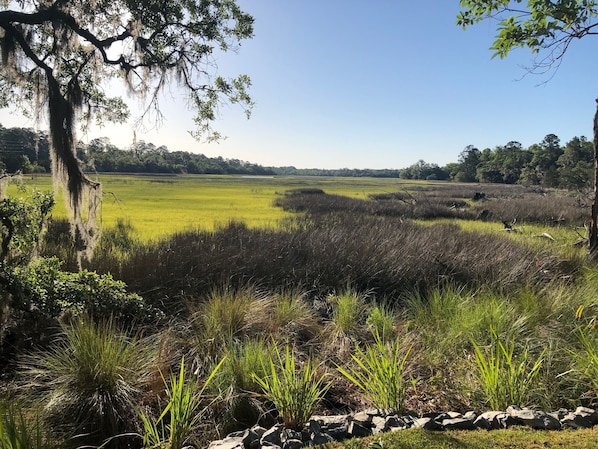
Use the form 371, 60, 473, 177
138, 357, 223, 449
337, 336, 412, 414
471, 330, 546, 410
0, 401, 46, 449
253, 345, 330, 430
20, 318, 156, 447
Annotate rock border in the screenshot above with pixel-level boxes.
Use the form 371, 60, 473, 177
208, 406, 598, 449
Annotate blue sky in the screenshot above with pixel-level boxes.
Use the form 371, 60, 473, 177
2, 1, 598, 169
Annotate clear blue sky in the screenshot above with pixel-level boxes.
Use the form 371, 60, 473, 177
2, 1, 598, 170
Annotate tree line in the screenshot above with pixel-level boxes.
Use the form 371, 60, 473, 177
0, 125, 592, 188
400, 134, 593, 190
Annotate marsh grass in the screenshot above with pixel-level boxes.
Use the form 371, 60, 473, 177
471, 330, 546, 410
252, 345, 330, 430
366, 301, 397, 342
138, 357, 223, 449
0, 401, 46, 449
337, 336, 412, 414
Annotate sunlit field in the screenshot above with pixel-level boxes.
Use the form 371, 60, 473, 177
12, 174, 406, 240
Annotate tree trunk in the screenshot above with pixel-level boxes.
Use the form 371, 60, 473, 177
588, 99, 598, 258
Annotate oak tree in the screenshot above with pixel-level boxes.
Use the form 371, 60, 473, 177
458, 0, 598, 257
0, 0, 253, 260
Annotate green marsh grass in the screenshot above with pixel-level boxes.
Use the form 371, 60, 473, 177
138, 357, 223, 449
337, 336, 412, 413
15, 174, 405, 241
471, 330, 546, 410
253, 345, 330, 430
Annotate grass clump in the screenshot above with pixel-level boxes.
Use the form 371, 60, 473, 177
138, 357, 223, 449
471, 329, 546, 410
253, 344, 330, 430
337, 336, 412, 414
19, 318, 155, 447
0, 401, 47, 449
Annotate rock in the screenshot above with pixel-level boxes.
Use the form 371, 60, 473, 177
474, 411, 516, 430
441, 417, 477, 431
507, 408, 560, 430
208, 436, 245, 449
561, 411, 594, 429
282, 439, 303, 449
347, 420, 372, 438
261, 425, 284, 447
575, 407, 598, 426
413, 417, 443, 431
371, 416, 387, 434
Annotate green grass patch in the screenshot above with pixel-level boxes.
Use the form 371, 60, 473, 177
326, 427, 598, 449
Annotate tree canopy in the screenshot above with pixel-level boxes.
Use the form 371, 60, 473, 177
457, 0, 598, 73
0, 0, 254, 260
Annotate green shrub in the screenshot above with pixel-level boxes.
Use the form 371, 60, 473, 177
337, 336, 412, 413
11, 256, 163, 324
253, 345, 330, 430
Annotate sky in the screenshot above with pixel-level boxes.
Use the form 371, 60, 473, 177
2, 1, 598, 170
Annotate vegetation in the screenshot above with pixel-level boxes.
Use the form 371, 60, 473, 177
2, 176, 598, 448
0, 125, 595, 189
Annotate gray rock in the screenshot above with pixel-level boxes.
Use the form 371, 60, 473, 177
413, 417, 443, 431
282, 439, 303, 449
441, 417, 477, 431
208, 436, 245, 449
261, 425, 284, 447
575, 407, 598, 426
508, 408, 560, 430
561, 411, 594, 429
371, 416, 387, 434
348, 420, 372, 437
474, 411, 516, 430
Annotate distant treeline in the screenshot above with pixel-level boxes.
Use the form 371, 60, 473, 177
0, 124, 399, 178
0, 125, 592, 188
400, 134, 593, 190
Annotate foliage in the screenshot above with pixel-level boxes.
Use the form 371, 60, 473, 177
138, 357, 223, 449
20, 318, 156, 447
252, 344, 330, 430
0, 401, 46, 449
471, 329, 546, 410
0, 189, 54, 267
10, 256, 162, 324
337, 336, 412, 413
366, 302, 397, 342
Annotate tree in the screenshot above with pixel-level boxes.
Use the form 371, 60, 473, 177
0, 0, 254, 260
458, 0, 598, 258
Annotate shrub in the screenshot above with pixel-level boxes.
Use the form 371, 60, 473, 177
253, 345, 330, 430
10, 256, 163, 324
337, 336, 412, 413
